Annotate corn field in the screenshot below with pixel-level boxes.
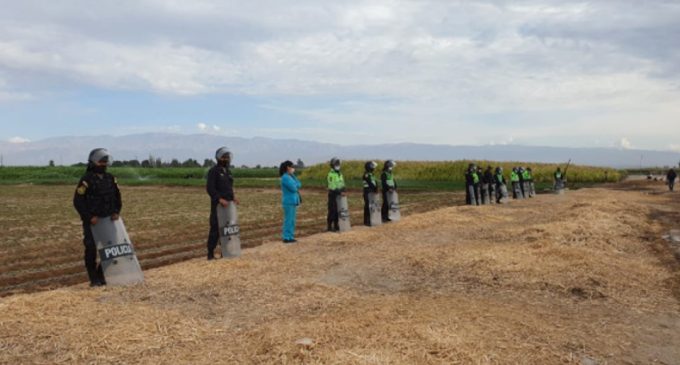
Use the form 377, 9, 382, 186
301, 160, 623, 184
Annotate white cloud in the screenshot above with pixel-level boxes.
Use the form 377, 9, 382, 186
8, 136, 30, 144
0, 0, 679, 148
617, 137, 633, 150
197, 122, 221, 133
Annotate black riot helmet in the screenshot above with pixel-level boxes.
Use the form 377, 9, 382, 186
384, 160, 396, 171
88, 148, 112, 166
215, 146, 232, 161
330, 157, 341, 171
365, 161, 377, 172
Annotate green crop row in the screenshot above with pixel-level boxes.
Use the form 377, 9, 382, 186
0, 166, 279, 185
300, 160, 623, 184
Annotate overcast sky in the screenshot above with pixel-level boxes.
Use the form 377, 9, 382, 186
1, 0, 679, 150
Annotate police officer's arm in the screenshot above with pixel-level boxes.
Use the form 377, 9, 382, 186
73, 177, 91, 221
363, 173, 375, 191
113, 176, 122, 215
206, 167, 220, 203
225, 172, 235, 201
337, 173, 346, 194
380, 172, 388, 191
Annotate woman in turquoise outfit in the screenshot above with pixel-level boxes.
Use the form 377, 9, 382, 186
279, 160, 301, 244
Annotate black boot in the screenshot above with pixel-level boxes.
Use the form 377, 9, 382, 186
96, 265, 106, 285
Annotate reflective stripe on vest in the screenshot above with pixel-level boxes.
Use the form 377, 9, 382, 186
363, 173, 376, 188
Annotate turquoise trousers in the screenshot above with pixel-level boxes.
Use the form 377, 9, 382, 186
282, 205, 297, 241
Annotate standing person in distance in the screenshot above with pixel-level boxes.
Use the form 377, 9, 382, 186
206, 147, 239, 260
510, 167, 522, 199
327, 158, 346, 232
363, 161, 379, 226
280, 160, 301, 243
483, 165, 495, 204
465, 163, 479, 205
494, 167, 507, 203
667, 168, 677, 192
554, 167, 565, 191
381, 160, 398, 222
526, 167, 535, 197
73, 148, 121, 287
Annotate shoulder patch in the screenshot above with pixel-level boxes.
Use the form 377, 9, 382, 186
76, 184, 87, 195
81, 180, 89, 188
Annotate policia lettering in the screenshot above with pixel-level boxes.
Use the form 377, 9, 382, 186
206, 146, 237, 260
73, 148, 121, 287
327, 158, 346, 232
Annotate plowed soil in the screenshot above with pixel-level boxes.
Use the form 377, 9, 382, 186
1, 181, 679, 364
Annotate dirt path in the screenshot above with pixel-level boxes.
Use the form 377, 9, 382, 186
1, 182, 679, 364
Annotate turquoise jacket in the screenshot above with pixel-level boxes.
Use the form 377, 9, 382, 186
281, 173, 301, 206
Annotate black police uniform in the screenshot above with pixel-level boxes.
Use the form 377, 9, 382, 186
483, 168, 495, 203
206, 164, 235, 259
380, 171, 397, 221
668, 169, 677, 191
518, 170, 526, 197
362, 172, 378, 226
73, 167, 122, 285
464, 170, 476, 205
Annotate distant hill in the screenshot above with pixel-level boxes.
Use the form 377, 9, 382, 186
1, 133, 679, 168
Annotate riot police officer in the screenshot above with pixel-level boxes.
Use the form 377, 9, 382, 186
554, 167, 565, 191
73, 148, 121, 287
510, 167, 522, 199
465, 164, 480, 205
483, 166, 495, 204
526, 167, 536, 197
667, 168, 677, 192
206, 147, 238, 260
327, 158, 346, 232
381, 160, 397, 222
494, 167, 508, 203
363, 161, 379, 226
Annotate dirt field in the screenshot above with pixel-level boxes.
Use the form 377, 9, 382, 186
0, 185, 458, 296
1, 181, 679, 364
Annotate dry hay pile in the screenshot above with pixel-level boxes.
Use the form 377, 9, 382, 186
1, 184, 680, 364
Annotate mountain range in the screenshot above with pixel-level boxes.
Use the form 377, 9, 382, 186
1, 133, 679, 168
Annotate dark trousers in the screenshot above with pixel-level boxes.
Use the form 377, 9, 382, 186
207, 202, 219, 257
82, 222, 104, 284
381, 191, 390, 221
363, 190, 371, 226
327, 192, 339, 230
670, 181, 675, 191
